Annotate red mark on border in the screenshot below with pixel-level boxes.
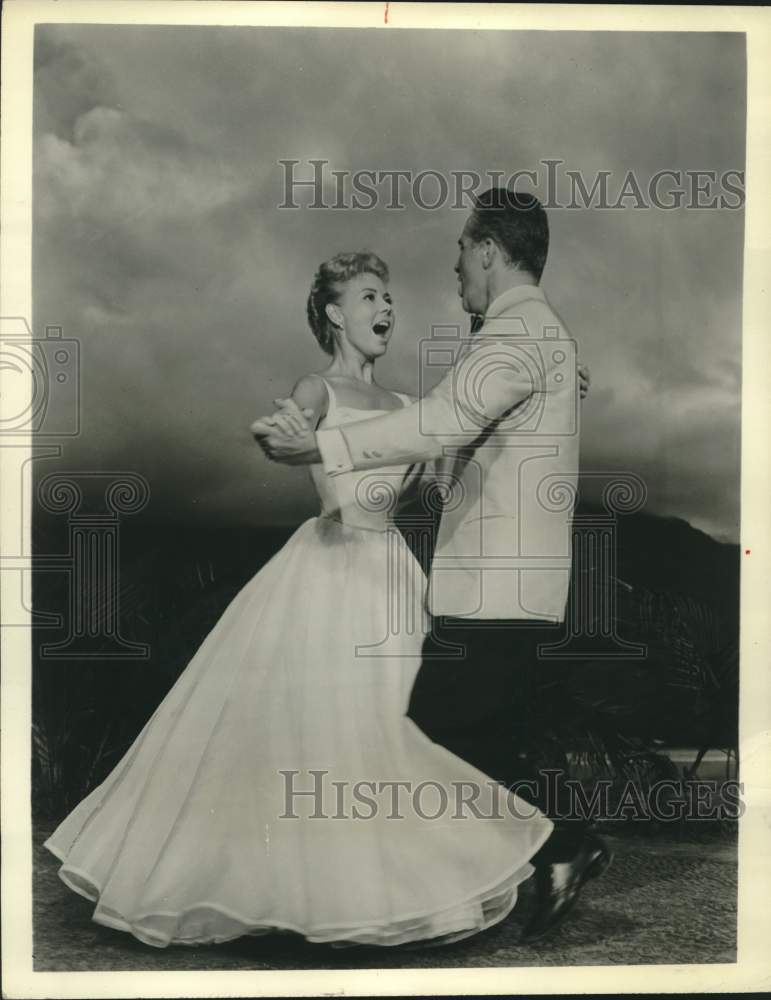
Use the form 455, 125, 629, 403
745, 549, 751, 555
384, 2, 390, 24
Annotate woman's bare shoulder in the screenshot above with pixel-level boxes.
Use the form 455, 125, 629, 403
291, 373, 329, 414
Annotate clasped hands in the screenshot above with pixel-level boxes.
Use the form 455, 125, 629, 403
250, 399, 319, 464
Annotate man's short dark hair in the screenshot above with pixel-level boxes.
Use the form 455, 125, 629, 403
467, 188, 549, 281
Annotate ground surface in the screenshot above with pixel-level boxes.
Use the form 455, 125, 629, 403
33, 821, 737, 971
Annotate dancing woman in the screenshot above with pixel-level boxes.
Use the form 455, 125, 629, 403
45, 251, 552, 949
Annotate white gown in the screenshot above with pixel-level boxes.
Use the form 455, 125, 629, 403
44, 380, 553, 949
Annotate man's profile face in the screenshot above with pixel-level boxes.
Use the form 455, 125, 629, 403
455, 221, 488, 317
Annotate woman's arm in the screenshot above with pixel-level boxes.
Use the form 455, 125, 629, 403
290, 374, 329, 430
256, 374, 329, 440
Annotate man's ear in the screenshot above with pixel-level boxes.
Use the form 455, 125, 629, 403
481, 238, 497, 269
325, 302, 344, 328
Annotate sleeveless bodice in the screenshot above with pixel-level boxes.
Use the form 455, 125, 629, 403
309, 379, 412, 532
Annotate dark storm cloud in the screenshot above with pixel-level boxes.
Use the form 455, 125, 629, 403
33, 26, 744, 539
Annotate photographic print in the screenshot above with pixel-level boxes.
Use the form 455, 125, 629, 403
2, 2, 770, 997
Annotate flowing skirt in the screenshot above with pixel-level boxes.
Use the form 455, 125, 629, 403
45, 516, 552, 948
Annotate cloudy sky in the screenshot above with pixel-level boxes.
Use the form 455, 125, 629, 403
33, 25, 744, 541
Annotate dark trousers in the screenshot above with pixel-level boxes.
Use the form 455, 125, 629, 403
407, 616, 586, 863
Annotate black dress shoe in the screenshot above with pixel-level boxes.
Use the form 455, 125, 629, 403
521, 832, 612, 943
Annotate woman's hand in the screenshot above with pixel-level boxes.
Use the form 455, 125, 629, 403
268, 398, 314, 436
251, 400, 314, 437
251, 399, 321, 465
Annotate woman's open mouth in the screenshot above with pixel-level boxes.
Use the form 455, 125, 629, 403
372, 320, 391, 336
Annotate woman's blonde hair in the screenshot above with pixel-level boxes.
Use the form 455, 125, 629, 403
306, 251, 390, 355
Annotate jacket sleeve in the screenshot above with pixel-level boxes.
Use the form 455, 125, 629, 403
317, 339, 537, 473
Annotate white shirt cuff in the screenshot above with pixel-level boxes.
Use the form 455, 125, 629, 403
317, 427, 354, 476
